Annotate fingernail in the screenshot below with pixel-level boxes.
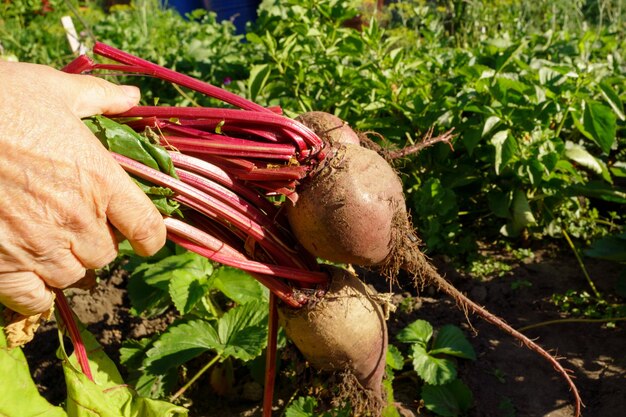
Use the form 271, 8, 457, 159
120, 85, 140, 104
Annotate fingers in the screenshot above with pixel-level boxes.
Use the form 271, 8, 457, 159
61, 72, 141, 118
71, 221, 119, 270
106, 175, 166, 257
0, 271, 54, 315
36, 250, 87, 289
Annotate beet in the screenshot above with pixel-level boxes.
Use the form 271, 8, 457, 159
278, 266, 388, 413
287, 144, 405, 266
295, 111, 360, 146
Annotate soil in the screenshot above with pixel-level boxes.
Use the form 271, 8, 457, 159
21, 244, 626, 417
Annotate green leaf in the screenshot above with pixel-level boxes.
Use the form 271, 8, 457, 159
146, 301, 268, 372
421, 380, 474, 417
491, 130, 516, 175
120, 338, 152, 371
135, 179, 182, 217
145, 319, 219, 373
248, 64, 271, 101
84, 115, 177, 178
164, 253, 214, 315
564, 141, 603, 174
568, 182, 626, 204
127, 251, 212, 316
386, 344, 405, 371
482, 115, 501, 137
502, 190, 536, 237
584, 233, 626, 262
430, 325, 476, 360
215, 301, 268, 361
411, 344, 457, 385
285, 396, 318, 417
599, 82, 625, 121
59, 320, 187, 417
127, 269, 171, 317
212, 266, 269, 304
583, 101, 617, 154
487, 190, 511, 219
396, 319, 433, 346
0, 318, 67, 416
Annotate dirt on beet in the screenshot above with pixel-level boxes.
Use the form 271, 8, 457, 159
22, 244, 625, 417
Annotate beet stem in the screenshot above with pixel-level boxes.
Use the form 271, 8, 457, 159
52, 288, 94, 382
262, 294, 279, 417
92, 42, 270, 113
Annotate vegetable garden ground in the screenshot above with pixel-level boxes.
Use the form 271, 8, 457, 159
23, 244, 625, 417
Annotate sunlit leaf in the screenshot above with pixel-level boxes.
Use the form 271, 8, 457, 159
491, 130, 516, 174
0, 316, 67, 416
583, 101, 617, 154
248, 64, 271, 101
411, 344, 456, 385
212, 266, 268, 304
397, 319, 433, 346
599, 82, 625, 121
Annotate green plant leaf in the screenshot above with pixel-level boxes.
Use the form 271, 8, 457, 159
502, 190, 536, 236
487, 190, 511, 219
0, 316, 67, 416
84, 115, 177, 178
248, 64, 271, 101
421, 380, 474, 417
599, 82, 625, 121
568, 182, 626, 204
386, 344, 405, 370
212, 266, 269, 304
58, 319, 187, 417
430, 325, 477, 360
584, 233, 626, 262
583, 101, 617, 154
285, 396, 318, 417
144, 319, 218, 373
215, 301, 268, 361
165, 253, 214, 315
396, 319, 433, 346
564, 141, 603, 174
491, 130, 515, 175
146, 301, 268, 372
411, 344, 457, 385
128, 252, 213, 316
127, 268, 171, 317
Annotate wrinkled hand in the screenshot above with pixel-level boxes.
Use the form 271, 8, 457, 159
0, 62, 166, 315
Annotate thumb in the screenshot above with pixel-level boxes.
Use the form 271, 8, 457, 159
0, 272, 54, 316
63, 73, 141, 118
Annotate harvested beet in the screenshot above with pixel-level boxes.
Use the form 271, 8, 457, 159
287, 144, 405, 266
295, 111, 360, 146
278, 266, 388, 413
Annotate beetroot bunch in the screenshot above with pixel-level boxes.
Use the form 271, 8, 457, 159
56, 43, 581, 417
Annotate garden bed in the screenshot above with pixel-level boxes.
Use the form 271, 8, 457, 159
23, 243, 625, 417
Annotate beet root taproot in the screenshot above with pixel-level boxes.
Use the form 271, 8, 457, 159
278, 266, 388, 412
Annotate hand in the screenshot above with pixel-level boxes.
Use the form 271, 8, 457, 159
0, 62, 166, 315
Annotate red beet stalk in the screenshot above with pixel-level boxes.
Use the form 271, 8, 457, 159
53, 289, 94, 382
